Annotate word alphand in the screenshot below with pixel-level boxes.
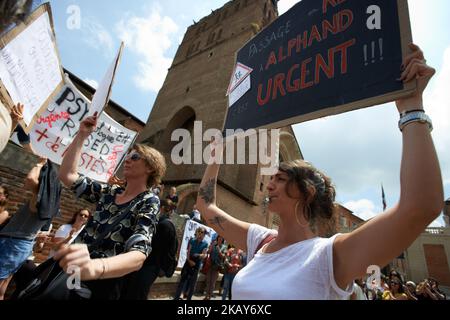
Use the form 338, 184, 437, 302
252, 0, 383, 107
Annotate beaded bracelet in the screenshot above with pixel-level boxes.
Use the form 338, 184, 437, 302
398, 111, 433, 132
399, 109, 424, 118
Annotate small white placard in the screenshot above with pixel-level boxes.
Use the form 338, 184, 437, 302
228, 74, 251, 107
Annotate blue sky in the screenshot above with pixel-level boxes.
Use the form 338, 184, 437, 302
46, 0, 450, 225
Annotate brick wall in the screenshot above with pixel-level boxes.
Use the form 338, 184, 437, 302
0, 142, 95, 263
423, 244, 450, 286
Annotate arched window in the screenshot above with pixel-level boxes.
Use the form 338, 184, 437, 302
158, 106, 196, 153
207, 32, 216, 44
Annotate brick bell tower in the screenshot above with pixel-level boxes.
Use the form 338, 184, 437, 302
139, 0, 302, 226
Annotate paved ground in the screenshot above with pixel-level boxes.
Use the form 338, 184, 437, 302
154, 290, 227, 300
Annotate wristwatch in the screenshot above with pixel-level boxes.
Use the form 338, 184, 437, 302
398, 111, 433, 132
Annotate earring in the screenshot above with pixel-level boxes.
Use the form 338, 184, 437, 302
294, 201, 309, 228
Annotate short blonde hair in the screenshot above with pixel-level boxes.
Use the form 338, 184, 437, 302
133, 144, 166, 188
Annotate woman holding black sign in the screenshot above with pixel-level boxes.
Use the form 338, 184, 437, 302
56, 112, 166, 299
197, 44, 443, 299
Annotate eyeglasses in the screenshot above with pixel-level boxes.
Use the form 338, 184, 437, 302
197, 231, 205, 234
390, 282, 400, 286
79, 214, 89, 219
126, 152, 142, 161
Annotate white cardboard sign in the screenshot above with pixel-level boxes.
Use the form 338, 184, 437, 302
0, 9, 63, 127
30, 76, 137, 182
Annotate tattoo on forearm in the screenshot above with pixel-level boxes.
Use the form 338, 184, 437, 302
208, 216, 227, 231
199, 178, 216, 204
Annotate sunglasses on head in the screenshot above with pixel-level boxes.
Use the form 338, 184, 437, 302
126, 152, 142, 161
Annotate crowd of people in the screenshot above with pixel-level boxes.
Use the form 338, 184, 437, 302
349, 270, 446, 300
0, 0, 447, 301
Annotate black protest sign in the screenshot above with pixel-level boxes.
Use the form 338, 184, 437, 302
224, 0, 414, 131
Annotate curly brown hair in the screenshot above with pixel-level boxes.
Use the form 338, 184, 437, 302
279, 160, 337, 237
0, 0, 33, 32
132, 144, 166, 188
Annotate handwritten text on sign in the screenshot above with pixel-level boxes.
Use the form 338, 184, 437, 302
225, 0, 410, 131
30, 78, 137, 182
0, 11, 63, 126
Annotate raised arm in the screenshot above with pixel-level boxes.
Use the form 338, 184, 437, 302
24, 158, 47, 212
333, 44, 444, 289
196, 139, 250, 251
59, 113, 97, 186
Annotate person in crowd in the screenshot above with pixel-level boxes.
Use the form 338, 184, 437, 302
203, 234, 225, 300
0, 185, 10, 231
0, 0, 33, 154
349, 278, 367, 300
47, 209, 92, 256
415, 280, 436, 300
152, 183, 164, 198
189, 204, 202, 223
427, 277, 446, 300
196, 44, 443, 299
404, 281, 418, 300
382, 278, 408, 300
166, 186, 178, 213
56, 113, 166, 299
389, 269, 404, 283
121, 199, 178, 300
366, 274, 389, 300
174, 226, 208, 300
221, 244, 243, 300
0, 158, 52, 300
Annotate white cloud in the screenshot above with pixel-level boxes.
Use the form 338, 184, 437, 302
426, 47, 450, 174
84, 78, 99, 89
428, 215, 445, 228
343, 199, 377, 221
82, 18, 114, 56
116, 7, 179, 92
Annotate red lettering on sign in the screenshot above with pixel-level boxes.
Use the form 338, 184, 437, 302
107, 145, 124, 178
314, 50, 335, 84
35, 129, 49, 142
264, 9, 354, 72
322, 0, 347, 14
79, 152, 107, 175
36, 111, 70, 128
257, 38, 356, 107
